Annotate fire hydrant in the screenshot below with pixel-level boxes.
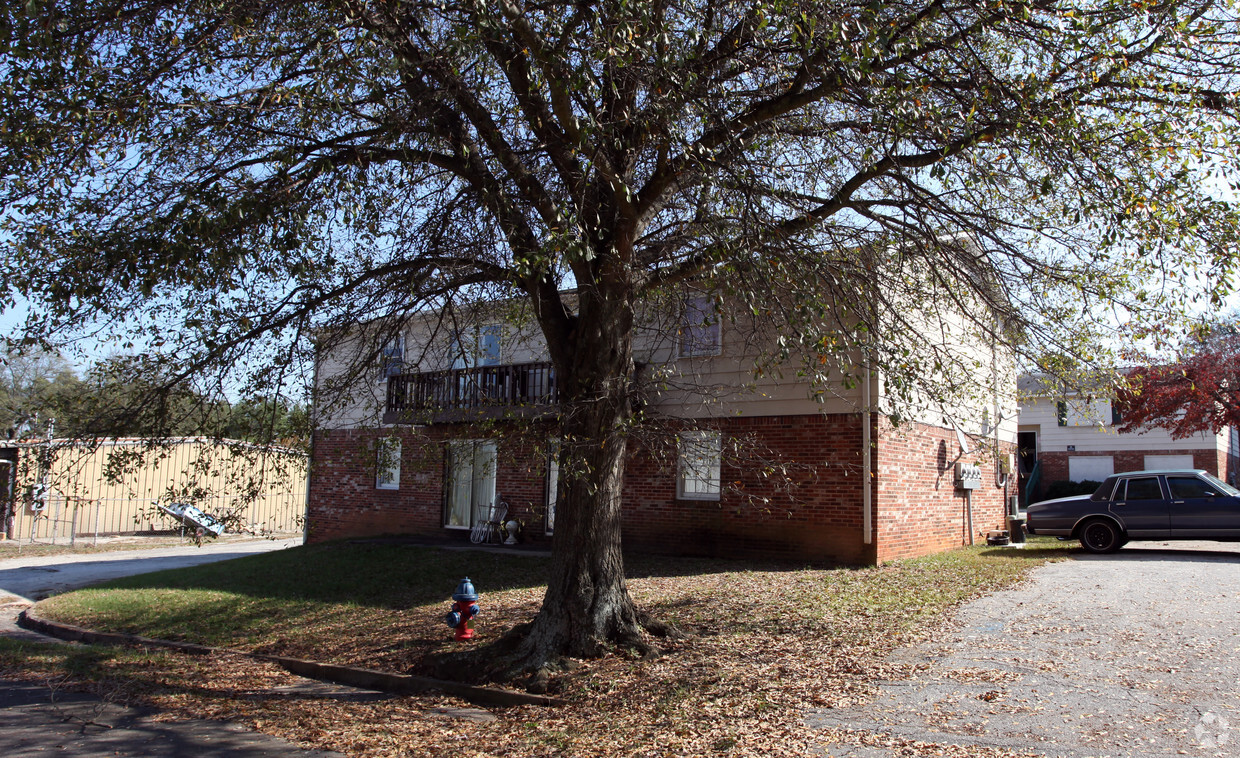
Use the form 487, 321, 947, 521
445, 577, 480, 640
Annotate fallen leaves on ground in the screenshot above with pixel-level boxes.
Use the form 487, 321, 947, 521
2, 544, 1070, 756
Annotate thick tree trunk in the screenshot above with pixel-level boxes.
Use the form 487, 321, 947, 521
514, 283, 650, 670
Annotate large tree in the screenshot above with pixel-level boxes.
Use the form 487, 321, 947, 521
2, 0, 1239, 672
1117, 328, 1240, 438
0, 347, 81, 438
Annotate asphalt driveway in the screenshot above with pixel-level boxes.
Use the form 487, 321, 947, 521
811, 541, 1240, 757
0, 537, 301, 602
0, 536, 348, 757
0, 679, 344, 758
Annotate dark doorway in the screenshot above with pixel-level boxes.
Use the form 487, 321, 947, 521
1017, 431, 1038, 506
1017, 432, 1038, 474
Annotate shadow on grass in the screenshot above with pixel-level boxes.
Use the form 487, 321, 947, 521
29, 535, 1085, 660
975, 545, 1081, 560
60, 541, 846, 613
79, 542, 553, 611
30, 539, 867, 656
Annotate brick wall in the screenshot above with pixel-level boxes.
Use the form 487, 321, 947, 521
620, 414, 870, 564
873, 422, 1012, 562
307, 414, 1011, 564
1213, 448, 1240, 486
307, 426, 554, 544
1037, 449, 1224, 495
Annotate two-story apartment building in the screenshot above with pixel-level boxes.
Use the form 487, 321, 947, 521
1018, 373, 1240, 503
307, 293, 1018, 565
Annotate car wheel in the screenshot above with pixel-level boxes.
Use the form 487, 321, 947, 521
1079, 519, 1123, 554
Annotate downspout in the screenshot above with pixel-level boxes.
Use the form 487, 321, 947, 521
965, 490, 974, 545
0, 459, 12, 541
863, 365, 872, 546
304, 343, 322, 547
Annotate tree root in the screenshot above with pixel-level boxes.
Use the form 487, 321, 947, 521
638, 609, 685, 641
480, 610, 683, 692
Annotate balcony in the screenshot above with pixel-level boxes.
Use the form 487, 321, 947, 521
384, 362, 559, 424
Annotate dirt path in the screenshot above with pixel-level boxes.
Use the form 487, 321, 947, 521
811, 542, 1240, 757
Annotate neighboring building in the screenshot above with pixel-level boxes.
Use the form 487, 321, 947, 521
1017, 373, 1240, 504
1, 438, 308, 542
308, 291, 1018, 565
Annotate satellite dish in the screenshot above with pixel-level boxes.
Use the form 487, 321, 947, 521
955, 427, 971, 455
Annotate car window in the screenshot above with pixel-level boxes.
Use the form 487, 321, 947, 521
1200, 472, 1240, 497
1123, 477, 1164, 500
1091, 477, 1120, 501
1168, 476, 1217, 499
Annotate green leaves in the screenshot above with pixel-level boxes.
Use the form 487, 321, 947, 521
0, 0, 1234, 430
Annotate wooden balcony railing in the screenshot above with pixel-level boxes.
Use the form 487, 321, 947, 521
385, 362, 558, 422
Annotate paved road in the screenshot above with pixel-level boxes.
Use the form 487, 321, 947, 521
811, 541, 1240, 757
0, 537, 301, 602
0, 679, 345, 757
0, 537, 348, 757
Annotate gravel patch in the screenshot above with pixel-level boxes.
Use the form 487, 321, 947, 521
810, 542, 1240, 757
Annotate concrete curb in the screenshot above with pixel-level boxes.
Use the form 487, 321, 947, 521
17, 610, 564, 709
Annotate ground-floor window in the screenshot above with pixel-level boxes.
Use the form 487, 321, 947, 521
678, 430, 722, 500
444, 440, 497, 528
375, 437, 401, 490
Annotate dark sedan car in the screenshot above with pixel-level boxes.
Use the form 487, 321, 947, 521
1026, 469, 1240, 553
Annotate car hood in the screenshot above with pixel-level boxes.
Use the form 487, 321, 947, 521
1028, 494, 1093, 512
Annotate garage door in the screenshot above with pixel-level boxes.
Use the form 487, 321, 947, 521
1069, 456, 1114, 482
1144, 454, 1195, 471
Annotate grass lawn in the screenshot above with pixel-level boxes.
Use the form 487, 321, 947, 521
2, 537, 1077, 757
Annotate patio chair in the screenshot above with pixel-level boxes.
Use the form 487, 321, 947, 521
469, 498, 509, 544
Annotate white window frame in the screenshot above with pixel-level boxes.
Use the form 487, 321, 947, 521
1064, 397, 1112, 427
678, 295, 721, 358
444, 440, 497, 529
451, 324, 503, 369
478, 324, 502, 366
677, 430, 722, 500
379, 335, 405, 381
375, 437, 401, 490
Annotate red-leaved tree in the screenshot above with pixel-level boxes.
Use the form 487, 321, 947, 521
1118, 333, 1240, 439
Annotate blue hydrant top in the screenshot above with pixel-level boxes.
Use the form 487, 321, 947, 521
452, 577, 479, 602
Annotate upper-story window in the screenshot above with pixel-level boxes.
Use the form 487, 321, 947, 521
379, 335, 404, 380
679, 295, 721, 358
479, 324, 502, 365
451, 325, 503, 368
1058, 396, 1114, 427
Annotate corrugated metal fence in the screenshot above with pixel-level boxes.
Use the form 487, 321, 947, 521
2, 438, 308, 543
